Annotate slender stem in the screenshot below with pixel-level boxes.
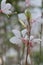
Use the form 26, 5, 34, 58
25, 43, 29, 65
25, 18, 31, 65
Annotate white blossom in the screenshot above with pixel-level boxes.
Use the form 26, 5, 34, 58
30, 35, 42, 44
9, 29, 42, 47
1, 0, 14, 15
9, 29, 29, 47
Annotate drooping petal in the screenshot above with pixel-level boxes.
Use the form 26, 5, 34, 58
9, 36, 22, 46
12, 29, 21, 38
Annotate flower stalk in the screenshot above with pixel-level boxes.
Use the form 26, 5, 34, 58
25, 9, 31, 65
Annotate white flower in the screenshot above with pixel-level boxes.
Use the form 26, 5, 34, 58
30, 35, 42, 44
9, 28, 42, 47
9, 29, 28, 47
1, 0, 14, 15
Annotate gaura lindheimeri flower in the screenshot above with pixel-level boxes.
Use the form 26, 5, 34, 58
0, 0, 14, 14
9, 29, 42, 47
9, 29, 28, 47
22, 35, 42, 47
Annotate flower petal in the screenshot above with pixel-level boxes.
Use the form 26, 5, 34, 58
9, 37, 22, 46
33, 38, 42, 43
21, 29, 28, 37
30, 35, 34, 41
12, 29, 21, 38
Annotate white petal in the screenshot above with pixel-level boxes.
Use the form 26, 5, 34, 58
25, 35, 29, 40
33, 38, 42, 43
12, 29, 21, 38
18, 13, 28, 26
6, 3, 12, 9
30, 35, 34, 41
9, 37, 22, 46
21, 29, 28, 37
27, 55, 31, 64
1, 0, 6, 10
3, 10, 12, 15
